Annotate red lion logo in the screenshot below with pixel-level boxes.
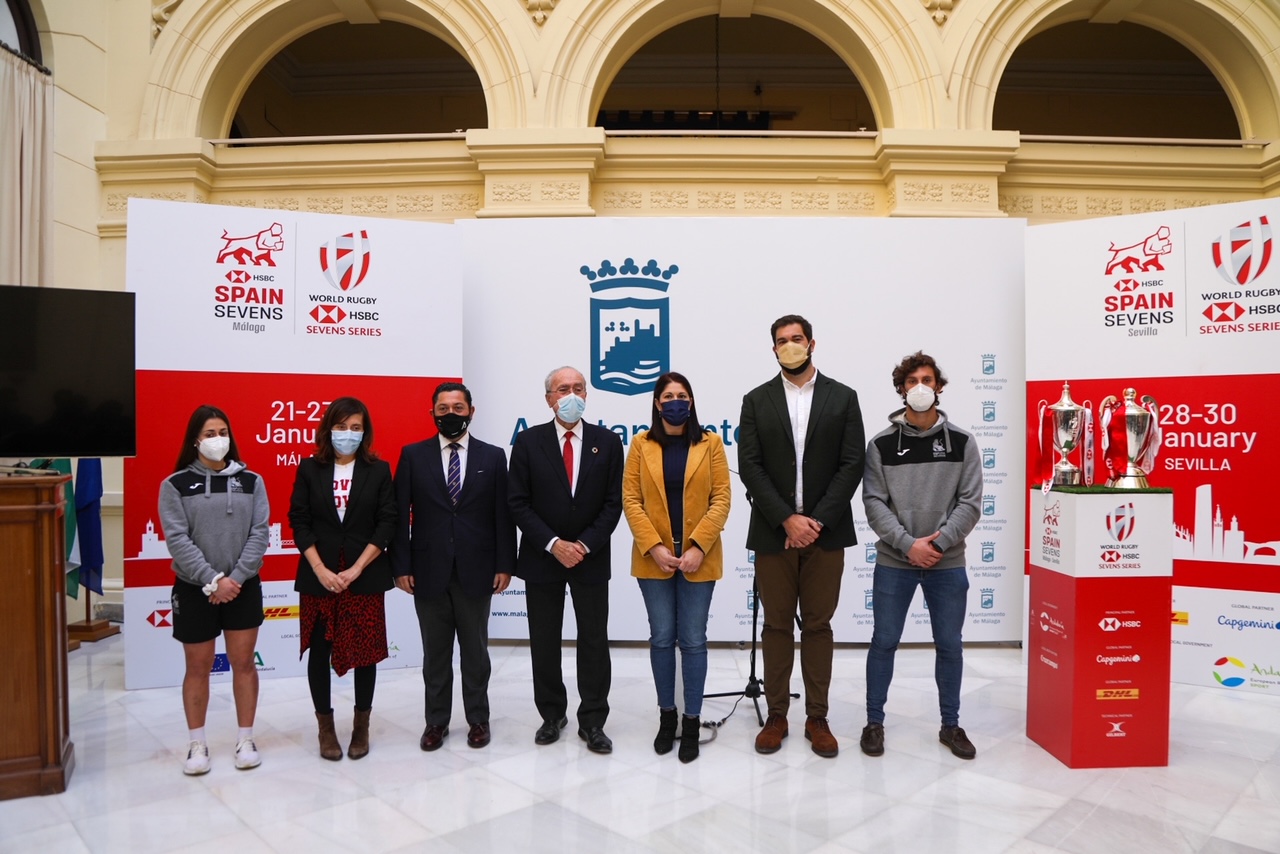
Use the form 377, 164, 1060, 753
1104, 226, 1172, 275
216, 223, 285, 266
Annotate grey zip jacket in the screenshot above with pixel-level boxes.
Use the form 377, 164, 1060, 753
158, 459, 271, 587
862, 408, 982, 569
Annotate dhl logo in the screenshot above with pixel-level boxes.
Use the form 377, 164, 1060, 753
262, 606, 300, 620
1172, 611, 1189, 626
1096, 688, 1140, 700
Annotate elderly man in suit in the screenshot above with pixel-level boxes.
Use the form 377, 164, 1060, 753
393, 381, 515, 752
737, 315, 865, 758
508, 366, 624, 754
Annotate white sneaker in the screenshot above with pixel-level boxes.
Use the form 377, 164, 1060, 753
183, 740, 210, 776
234, 737, 261, 770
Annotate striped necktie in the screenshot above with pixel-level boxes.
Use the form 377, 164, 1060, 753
447, 442, 461, 505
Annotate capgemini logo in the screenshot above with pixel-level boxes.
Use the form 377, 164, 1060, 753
1213, 656, 1247, 688
582, 258, 678, 395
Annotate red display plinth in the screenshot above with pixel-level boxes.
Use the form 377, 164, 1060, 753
1027, 490, 1173, 768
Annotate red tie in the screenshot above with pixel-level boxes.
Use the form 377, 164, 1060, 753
563, 431, 574, 488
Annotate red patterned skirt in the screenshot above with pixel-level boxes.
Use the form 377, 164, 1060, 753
299, 591, 388, 676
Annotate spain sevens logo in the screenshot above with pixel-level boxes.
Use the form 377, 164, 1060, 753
1107, 503, 1135, 541
320, 230, 372, 292
1212, 216, 1272, 286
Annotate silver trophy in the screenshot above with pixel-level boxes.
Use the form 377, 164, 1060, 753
1042, 383, 1087, 486
1100, 388, 1161, 489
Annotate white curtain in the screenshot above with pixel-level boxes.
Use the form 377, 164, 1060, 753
0, 44, 53, 287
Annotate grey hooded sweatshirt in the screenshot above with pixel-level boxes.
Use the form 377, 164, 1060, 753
862, 408, 982, 570
158, 459, 270, 587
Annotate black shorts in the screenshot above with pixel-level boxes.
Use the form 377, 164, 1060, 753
171, 576, 265, 644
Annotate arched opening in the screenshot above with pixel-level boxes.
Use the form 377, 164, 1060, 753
595, 15, 875, 132
2, 0, 43, 64
231, 20, 486, 138
994, 21, 1238, 138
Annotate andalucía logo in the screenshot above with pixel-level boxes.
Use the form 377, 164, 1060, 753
1212, 217, 1272, 286
216, 223, 284, 266
583, 258, 677, 395
1107, 503, 1136, 541
1213, 655, 1247, 688
320, 231, 372, 291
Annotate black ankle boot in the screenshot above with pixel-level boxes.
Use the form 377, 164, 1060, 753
654, 708, 679, 754
678, 715, 701, 763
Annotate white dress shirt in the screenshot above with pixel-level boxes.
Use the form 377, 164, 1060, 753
781, 368, 818, 513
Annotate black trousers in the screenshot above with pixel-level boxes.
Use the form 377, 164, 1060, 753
525, 577, 611, 730
414, 575, 494, 727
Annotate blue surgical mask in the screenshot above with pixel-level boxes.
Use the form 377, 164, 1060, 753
556, 393, 586, 425
331, 430, 364, 456
659, 399, 692, 426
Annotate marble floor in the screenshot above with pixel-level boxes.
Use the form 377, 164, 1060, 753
4, 633, 1278, 854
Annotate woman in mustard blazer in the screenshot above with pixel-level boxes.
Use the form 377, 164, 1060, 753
622, 371, 731, 763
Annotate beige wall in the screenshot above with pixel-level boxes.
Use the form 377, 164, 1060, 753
21, 0, 1280, 603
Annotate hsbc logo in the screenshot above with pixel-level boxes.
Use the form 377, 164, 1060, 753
311, 304, 347, 324
147, 609, 172, 627
1101, 550, 1121, 563
1203, 302, 1245, 322
1099, 617, 1141, 631
225, 270, 250, 284
1114, 279, 1140, 292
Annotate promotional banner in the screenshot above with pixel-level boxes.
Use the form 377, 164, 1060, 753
1027, 200, 1280, 694
461, 217, 1027, 644
124, 199, 460, 689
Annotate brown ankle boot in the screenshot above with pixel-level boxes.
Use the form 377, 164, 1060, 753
316, 711, 342, 761
348, 707, 371, 759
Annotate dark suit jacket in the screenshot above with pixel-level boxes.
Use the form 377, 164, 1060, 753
508, 419, 624, 584
737, 371, 866, 553
391, 435, 516, 599
288, 456, 397, 597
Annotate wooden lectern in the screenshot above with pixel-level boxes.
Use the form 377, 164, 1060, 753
0, 474, 75, 798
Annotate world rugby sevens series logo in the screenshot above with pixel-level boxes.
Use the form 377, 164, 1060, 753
1212, 216, 1271, 286
582, 257, 678, 395
1107, 502, 1135, 541
320, 230, 372, 292
1213, 656, 1247, 688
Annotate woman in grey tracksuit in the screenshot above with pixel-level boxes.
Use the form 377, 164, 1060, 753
158, 404, 270, 776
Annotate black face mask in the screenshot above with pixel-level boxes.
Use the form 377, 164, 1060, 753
434, 413, 471, 440
781, 355, 812, 376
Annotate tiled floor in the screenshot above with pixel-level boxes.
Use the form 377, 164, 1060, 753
4, 633, 1278, 853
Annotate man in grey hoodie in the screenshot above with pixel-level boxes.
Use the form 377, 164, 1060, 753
860, 351, 982, 760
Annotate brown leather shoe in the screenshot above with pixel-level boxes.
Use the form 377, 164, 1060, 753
754, 714, 788, 754
805, 716, 838, 758
467, 722, 491, 749
419, 724, 448, 752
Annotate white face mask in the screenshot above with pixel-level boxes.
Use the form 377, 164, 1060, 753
905, 384, 936, 412
198, 436, 230, 462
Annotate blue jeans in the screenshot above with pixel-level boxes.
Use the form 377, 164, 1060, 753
637, 575, 716, 715
865, 564, 969, 727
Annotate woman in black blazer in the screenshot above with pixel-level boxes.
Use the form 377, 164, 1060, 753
288, 397, 396, 761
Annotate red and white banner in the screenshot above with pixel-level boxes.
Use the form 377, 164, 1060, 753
1027, 200, 1280, 696
124, 199, 460, 689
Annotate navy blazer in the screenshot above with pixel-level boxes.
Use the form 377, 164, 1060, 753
507, 419, 624, 584
391, 434, 516, 599
737, 372, 866, 553
288, 456, 397, 597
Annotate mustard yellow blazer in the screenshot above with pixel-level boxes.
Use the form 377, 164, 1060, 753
622, 429, 732, 582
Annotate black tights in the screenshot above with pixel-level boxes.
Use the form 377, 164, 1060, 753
307, 618, 376, 713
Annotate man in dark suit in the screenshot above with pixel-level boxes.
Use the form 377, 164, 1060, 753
508, 366, 624, 753
393, 382, 515, 751
738, 315, 865, 758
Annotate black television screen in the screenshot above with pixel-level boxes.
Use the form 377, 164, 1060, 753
0, 284, 136, 458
